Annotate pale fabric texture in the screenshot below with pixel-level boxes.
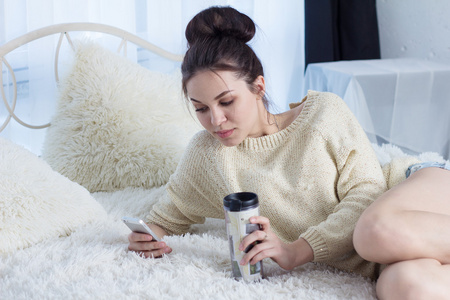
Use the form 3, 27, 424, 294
1, 142, 447, 298
148, 91, 387, 279
0, 137, 106, 255
0, 187, 378, 299
382, 157, 421, 189
41, 42, 200, 192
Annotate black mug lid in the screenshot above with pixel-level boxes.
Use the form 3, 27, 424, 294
223, 192, 259, 211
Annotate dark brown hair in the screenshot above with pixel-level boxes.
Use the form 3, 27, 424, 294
181, 6, 269, 108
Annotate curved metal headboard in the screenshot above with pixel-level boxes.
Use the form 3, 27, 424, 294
0, 22, 184, 132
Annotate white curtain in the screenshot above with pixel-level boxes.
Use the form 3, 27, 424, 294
0, 0, 304, 155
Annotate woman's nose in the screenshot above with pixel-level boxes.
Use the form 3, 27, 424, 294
211, 108, 226, 126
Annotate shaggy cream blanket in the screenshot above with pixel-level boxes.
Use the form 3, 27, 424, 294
0, 144, 447, 299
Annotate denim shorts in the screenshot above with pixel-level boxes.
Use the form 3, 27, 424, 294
406, 161, 450, 178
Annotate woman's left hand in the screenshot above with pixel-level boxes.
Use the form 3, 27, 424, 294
239, 216, 314, 270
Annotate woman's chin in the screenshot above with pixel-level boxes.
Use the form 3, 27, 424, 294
217, 136, 243, 147
220, 139, 241, 147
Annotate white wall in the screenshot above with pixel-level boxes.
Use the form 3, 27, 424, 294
377, 0, 450, 64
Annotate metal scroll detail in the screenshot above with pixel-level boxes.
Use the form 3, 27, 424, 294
2, 33, 137, 133
0, 23, 184, 134
1, 56, 51, 132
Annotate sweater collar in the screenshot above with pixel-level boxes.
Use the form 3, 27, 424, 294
237, 95, 315, 151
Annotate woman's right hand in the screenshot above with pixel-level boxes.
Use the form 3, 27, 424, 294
128, 231, 172, 258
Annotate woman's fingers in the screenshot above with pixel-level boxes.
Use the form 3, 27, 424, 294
240, 238, 274, 265
130, 240, 167, 251
128, 242, 172, 258
134, 246, 172, 258
249, 216, 271, 231
237, 216, 278, 266
128, 232, 156, 242
247, 246, 278, 265
239, 216, 271, 253
128, 232, 172, 258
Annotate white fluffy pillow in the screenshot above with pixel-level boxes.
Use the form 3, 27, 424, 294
42, 42, 200, 192
0, 137, 107, 255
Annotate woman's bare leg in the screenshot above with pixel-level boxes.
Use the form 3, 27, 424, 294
353, 167, 450, 299
377, 259, 450, 300
354, 167, 450, 264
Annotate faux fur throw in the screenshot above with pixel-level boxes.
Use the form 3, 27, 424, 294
0, 137, 107, 255
1, 142, 448, 299
0, 187, 379, 299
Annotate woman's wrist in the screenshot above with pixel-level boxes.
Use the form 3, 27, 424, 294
148, 223, 168, 239
288, 238, 314, 268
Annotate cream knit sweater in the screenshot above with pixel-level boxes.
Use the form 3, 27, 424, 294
147, 90, 387, 279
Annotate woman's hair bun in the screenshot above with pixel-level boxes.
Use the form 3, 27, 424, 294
185, 6, 256, 46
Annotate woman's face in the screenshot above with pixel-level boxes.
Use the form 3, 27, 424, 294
186, 70, 268, 147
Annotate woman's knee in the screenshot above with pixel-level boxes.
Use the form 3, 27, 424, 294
377, 262, 420, 300
353, 197, 408, 263
353, 206, 392, 261
377, 259, 445, 300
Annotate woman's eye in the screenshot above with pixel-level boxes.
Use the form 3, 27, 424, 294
221, 100, 234, 106
195, 107, 208, 113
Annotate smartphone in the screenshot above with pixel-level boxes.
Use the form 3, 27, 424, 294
122, 216, 161, 242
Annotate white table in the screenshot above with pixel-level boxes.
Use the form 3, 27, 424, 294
304, 58, 450, 160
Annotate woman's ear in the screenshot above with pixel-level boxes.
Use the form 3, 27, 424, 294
254, 75, 266, 100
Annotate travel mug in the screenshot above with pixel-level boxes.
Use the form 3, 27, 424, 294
223, 192, 264, 282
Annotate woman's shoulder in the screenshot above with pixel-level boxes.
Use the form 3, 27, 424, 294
301, 90, 347, 111
296, 90, 356, 122
184, 130, 222, 156
174, 130, 221, 176
290, 90, 363, 142
276, 91, 347, 136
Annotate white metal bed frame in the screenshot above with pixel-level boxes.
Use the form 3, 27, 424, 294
0, 22, 183, 133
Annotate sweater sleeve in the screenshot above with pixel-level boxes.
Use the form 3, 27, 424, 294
146, 184, 206, 236
382, 156, 421, 189
146, 131, 225, 236
300, 92, 387, 262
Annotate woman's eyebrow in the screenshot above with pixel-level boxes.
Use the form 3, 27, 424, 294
190, 90, 233, 103
214, 90, 233, 100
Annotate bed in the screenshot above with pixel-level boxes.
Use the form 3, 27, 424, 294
1, 23, 447, 300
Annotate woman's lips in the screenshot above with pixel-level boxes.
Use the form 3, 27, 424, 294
216, 129, 234, 139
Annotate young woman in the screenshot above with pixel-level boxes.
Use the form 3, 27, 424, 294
128, 6, 386, 280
